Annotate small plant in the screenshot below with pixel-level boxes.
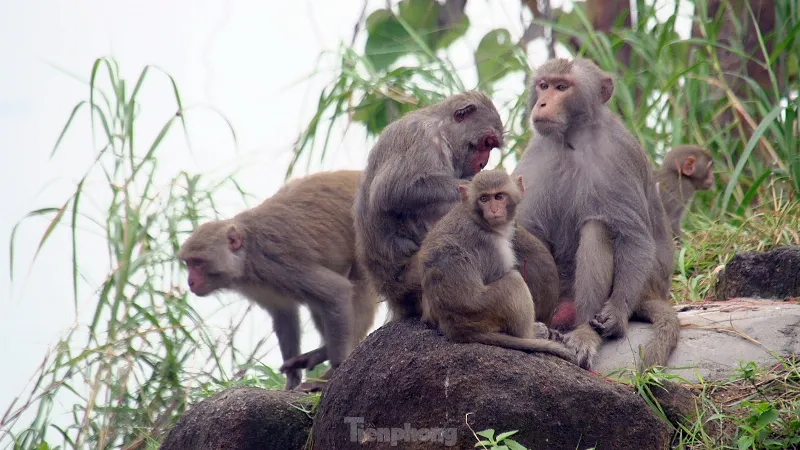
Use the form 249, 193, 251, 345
474, 429, 528, 450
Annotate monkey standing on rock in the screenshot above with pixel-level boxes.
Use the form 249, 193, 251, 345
513, 57, 680, 371
178, 170, 377, 391
656, 145, 715, 242
353, 91, 561, 324
418, 169, 581, 367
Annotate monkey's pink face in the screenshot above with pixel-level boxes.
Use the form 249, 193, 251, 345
478, 191, 511, 226
701, 162, 715, 190
469, 133, 501, 175
185, 259, 216, 297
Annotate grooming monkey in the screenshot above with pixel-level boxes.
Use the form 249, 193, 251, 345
656, 145, 715, 241
353, 91, 561, 324
178, 170, 377, 391
514, 57, 679, 371
419, 169, 580, 366
353, 91, 505, 320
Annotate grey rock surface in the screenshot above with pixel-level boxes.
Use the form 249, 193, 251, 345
595, 299, 800, 382
716, 246, 800, 300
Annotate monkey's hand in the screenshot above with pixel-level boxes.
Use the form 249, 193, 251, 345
590, 303, 628, 338
280, 348, 328, 373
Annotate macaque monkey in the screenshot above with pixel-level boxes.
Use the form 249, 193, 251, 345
353, 91, 505, 320
178, 170, 377, 391
656, 145, 715, 241
418, 169, 580, 366
513, 57, 679, 371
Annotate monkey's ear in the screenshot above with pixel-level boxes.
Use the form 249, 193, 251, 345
454, 104, 477, 123
682, 156, 697, 176
599, 76, 614, 104
457, 185, 470, 203
227, 225, 243, 251
515, 175, 525, 196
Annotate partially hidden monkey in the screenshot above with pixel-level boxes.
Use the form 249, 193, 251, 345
513, 57, 680, 371
656, 145, 715, 241
353, 91, 504, 320
418, 169, 580, 367
178, 170, 378, 391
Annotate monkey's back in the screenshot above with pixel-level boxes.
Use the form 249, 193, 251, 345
237, 170, 361, 274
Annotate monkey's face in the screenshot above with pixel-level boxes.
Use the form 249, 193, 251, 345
446, 99, 504, 178
530, 75, 572, 137
178, 221, 246, 297
698, 160, 715, 190
477, 190, 514, 227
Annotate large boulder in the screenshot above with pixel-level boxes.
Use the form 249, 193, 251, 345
160, 387, 313, 450
716, 246, 800, 300
312, 319, 671, 450
595, 299, 800, 382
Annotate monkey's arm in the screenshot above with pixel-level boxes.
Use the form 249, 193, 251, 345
371, 170, 460, 214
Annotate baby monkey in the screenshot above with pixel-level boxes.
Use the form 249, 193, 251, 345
418, 169, 581, 367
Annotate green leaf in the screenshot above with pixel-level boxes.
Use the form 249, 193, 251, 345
504, 439, 528, 450
475, 29, 524, 91
365, 10, 412, 72
755, 407, 779, 428
495, 430, 519, 441
398, 0, 440, 46
436, 13, 470, 50
476, 429, 496, 439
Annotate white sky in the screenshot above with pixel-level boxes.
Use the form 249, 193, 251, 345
0, 0, 693, 429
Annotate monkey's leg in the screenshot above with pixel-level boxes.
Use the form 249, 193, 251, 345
348, 263, 379, 342
512, 226, 560, 323
573, 219, 614, 324
633, 297, 680, 371
293, 267, 356, 370
266, 305, 303, 390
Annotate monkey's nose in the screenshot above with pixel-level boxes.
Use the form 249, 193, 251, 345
539, 102, 547, 108
188, 279, 194, 287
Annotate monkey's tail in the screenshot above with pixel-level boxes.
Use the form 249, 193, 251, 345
635, 298, 680, 371
468, 332, 579, 367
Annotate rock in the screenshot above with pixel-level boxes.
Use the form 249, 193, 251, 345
312, 319, 670, 450
160, 387, 313, 450
716, 246, 800, 300
595, 299, 800, 382
650, 381, 698, 426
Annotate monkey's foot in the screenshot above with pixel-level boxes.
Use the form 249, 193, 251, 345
590, 304, 628, 338
563, 333, 597, 371
296, 380, 327, 393
280, 348, 328, 372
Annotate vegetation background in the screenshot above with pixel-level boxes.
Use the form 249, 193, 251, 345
0, 0, 797, 448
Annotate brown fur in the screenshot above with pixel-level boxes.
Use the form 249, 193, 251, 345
178, 170, 378, 391
418, 169, 581, 367
656, 145, 715, 241
514, 57, 680, 371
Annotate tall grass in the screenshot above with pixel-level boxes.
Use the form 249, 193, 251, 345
2, 57, 290, 449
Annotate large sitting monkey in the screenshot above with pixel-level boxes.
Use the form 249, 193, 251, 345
513, 57, 679, 371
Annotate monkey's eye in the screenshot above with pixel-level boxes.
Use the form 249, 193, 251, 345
479, 195, 490, 203
454, 104, 477, 123
556, 84, 568, 91
538, 82, 548, 90
495, 193, 505, 200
